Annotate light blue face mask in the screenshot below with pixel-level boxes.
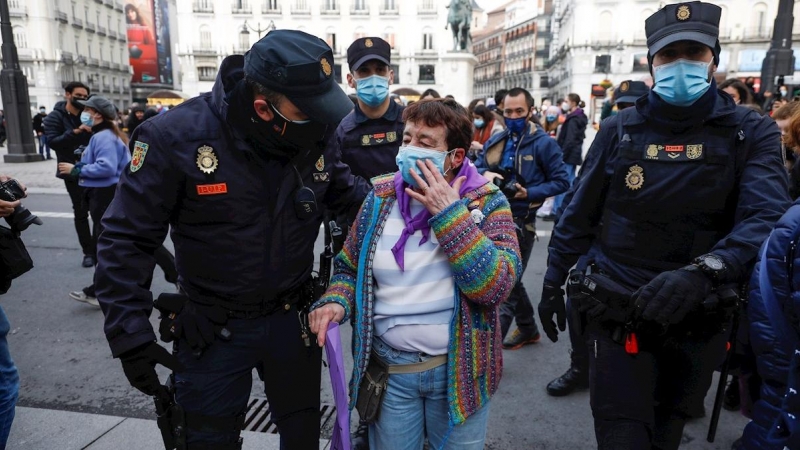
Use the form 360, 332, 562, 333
79, 111, 95, 127
356, 74, 390, 107
395, 145, 453, 188
652, 59, 712, 107
473, 118, 485, 128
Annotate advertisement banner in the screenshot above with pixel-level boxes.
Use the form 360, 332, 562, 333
153, 0, 173, 85
125, 0, 159, 83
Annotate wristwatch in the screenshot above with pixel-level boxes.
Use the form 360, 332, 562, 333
691, 254, 728, 286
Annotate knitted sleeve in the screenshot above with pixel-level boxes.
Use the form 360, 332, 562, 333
430, 190, 521, 306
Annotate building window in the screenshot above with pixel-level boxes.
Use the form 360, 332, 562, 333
423, 32, 434, 50
12, 26, 26, 49
324, 0, 336, 10
325, 31, 336, 53
391, 63, 400, 84
239, 31, 249, 51
353, 0, 366, 10
296, 0, 308, 10
199, 26, 212, 49
594, 54, 611, 73
198, 66, 217, 81
87, 38, 93, 58
383, 27, 395, 48
354, 27, 365, 40
419, 64, 435, 84
333, 63, 342, 83
383, 0, 396, 10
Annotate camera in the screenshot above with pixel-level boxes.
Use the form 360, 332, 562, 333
493, 176, 519, 198
0, 179, 42, 232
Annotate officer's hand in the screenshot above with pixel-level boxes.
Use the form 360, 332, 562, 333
119, 342, 182, 396
482, 171, 503, 184
538, 284, 566, 342
172, 302, 231, 355
309, 303, 344, 347
633, 268, 712, 326
513, 183, 528, 200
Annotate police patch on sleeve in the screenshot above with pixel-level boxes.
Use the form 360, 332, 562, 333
130, 141, 149, 173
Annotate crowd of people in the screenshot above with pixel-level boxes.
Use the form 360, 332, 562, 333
2, 1, 800, 449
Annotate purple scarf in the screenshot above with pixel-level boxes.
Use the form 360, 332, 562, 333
391, 160, 488, 270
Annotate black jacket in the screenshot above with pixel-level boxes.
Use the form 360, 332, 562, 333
32, 113, 46, 134
43, 101, 91, 163
557, 108, 588, 166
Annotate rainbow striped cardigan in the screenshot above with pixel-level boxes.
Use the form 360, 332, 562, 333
313, 173, 521, 426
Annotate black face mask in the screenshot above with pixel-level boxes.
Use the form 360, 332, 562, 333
265, 103, 328, 152
70, 98, 85, 111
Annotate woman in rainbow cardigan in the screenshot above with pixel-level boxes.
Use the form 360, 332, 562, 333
309, 99, 521, 450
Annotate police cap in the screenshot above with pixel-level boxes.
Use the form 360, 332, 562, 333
79, 95, 117, 120
614, 80, 650, 105
347, 37, 392, 71
645, 2, 721, 58
244, 29, 352, 124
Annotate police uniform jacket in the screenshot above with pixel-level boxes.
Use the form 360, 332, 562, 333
332, 100, 404, 181
475, 122, 570, 220
545, 85, 791, 291
96, 55, 369, 357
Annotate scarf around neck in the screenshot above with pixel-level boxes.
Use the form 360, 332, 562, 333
391, 159, 488, 271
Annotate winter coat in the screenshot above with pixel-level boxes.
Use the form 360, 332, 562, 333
557, 108, 588, 166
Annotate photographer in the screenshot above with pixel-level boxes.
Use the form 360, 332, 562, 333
475, 87, 570, 349
0, 174, 28, 448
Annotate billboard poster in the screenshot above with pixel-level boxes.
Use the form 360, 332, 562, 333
153, 0, 173, 85
125, 0, 159, 83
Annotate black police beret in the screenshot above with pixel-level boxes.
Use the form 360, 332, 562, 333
645, 2, 721, 57
347, 37, 392, 71
614, 80, 650, 105
244, 29, 352, 124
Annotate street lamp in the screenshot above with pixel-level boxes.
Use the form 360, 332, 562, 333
241, 20, 276, 40
0, 0, 39, 162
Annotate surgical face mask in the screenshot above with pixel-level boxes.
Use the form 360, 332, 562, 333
652, 59, 712, 107
561, 102, 570, 112
780, 89, 788, 97
395, 145, 453, 188
355, 74, 389, 108
546, 114, 557, 122
473, 118, 485, 128
505, 116, 528, 136
39, 108, 46, 114
79, 111, 95, 127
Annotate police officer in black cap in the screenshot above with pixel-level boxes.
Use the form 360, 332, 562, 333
613, 80, 650, 112
539, 2, 791, 448
96, 30, 368, 449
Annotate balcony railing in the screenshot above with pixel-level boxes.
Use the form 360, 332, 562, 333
742, 27, 772, 40
97, 26, 107, 36
291, 5, 310, 14
85, 22, 96, 32
350, 6, 369, 15
87, 57, 99, 67
55, 10, 68, 22
71, 18, 83, 28
9, 0, 26, 17
93, 0, 102, 4
193, 2, 214, 13
418, 0, 435, 14
232, 4, 252, 14
114, 0, 123, 11
380, 5, 399, 15
321, 6, 340, 15
262, 3, 281, 14
100, 60, 110, 69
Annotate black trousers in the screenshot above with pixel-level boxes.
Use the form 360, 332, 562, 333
174, 306, 322, 449
587, 321, 727, 450
82, 185, 117, 297
499, 221, 539, 339
64, 178, 93, 257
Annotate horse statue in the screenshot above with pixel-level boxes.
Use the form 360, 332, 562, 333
445, 0, 472, 52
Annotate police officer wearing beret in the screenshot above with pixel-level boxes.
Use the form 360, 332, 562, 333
95, 30, 368, 449
539, 2, 791, 448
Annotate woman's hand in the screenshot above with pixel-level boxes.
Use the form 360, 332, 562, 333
308, 303, 345, 347
57, 162, 74, 176
407, 159, 465, 216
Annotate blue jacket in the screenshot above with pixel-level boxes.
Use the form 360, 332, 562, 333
743, 200, 800, 449
546, 87, 790, 289
76, 125, 130, 188
474, 122, 570, 220
95, 54, 369, 357
556, 108, 588, 166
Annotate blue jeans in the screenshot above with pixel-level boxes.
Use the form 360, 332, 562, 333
552, 163, 577, 216
369, 337, 490, 450
37, 134, 50, 159
0, 306, 19, 449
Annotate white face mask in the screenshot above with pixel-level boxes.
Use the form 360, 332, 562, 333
561, 102, 570, 112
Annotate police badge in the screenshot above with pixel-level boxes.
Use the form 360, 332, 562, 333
196, 145, 218, 174
646, 145, 660, 160
686, 144, 703, 160
387, 132, 397, 143
315, 155, 325, 172
625, 165, 644, 190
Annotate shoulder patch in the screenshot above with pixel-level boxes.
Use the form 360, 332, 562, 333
130, 141, 149, 173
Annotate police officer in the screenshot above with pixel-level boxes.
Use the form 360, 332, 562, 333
538, 3, 791, 449
546, 80, 651, 397
96, 30, 368, 449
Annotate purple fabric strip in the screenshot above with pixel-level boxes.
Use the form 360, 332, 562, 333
325, 322, 351, 450
391, 160, 488, 270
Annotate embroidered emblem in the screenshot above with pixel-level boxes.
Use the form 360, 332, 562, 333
386, 131, 397, 142
620, 81, 629, 92
130, 141, 149, 173
625, 165, 644, 190
686, 144, 703, 160
361, 135, 370, 145
646, 144, 660, 160
196, 183, 228, 195
313, 172, 330, 183
676, 5, 690, 20
315, 155, 325, 172
365, 38, 373, 47
196, 145, 218, 174
320, 58, 332, 77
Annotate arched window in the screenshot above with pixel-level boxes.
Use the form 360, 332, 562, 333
325, 27, 336, 53
354, 27, 365, 40
422, 26, 434, 51
12, 26, 26, 49
199, 25, 212, 49
596, 11, 613, 41
751, 2, 768, 36
383, 27, 395, 48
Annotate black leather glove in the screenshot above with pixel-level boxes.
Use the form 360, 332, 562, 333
633, 267, 713, 326
119, 342, 181, 396
538, 283, 566, 342
172, 302, 231, 353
